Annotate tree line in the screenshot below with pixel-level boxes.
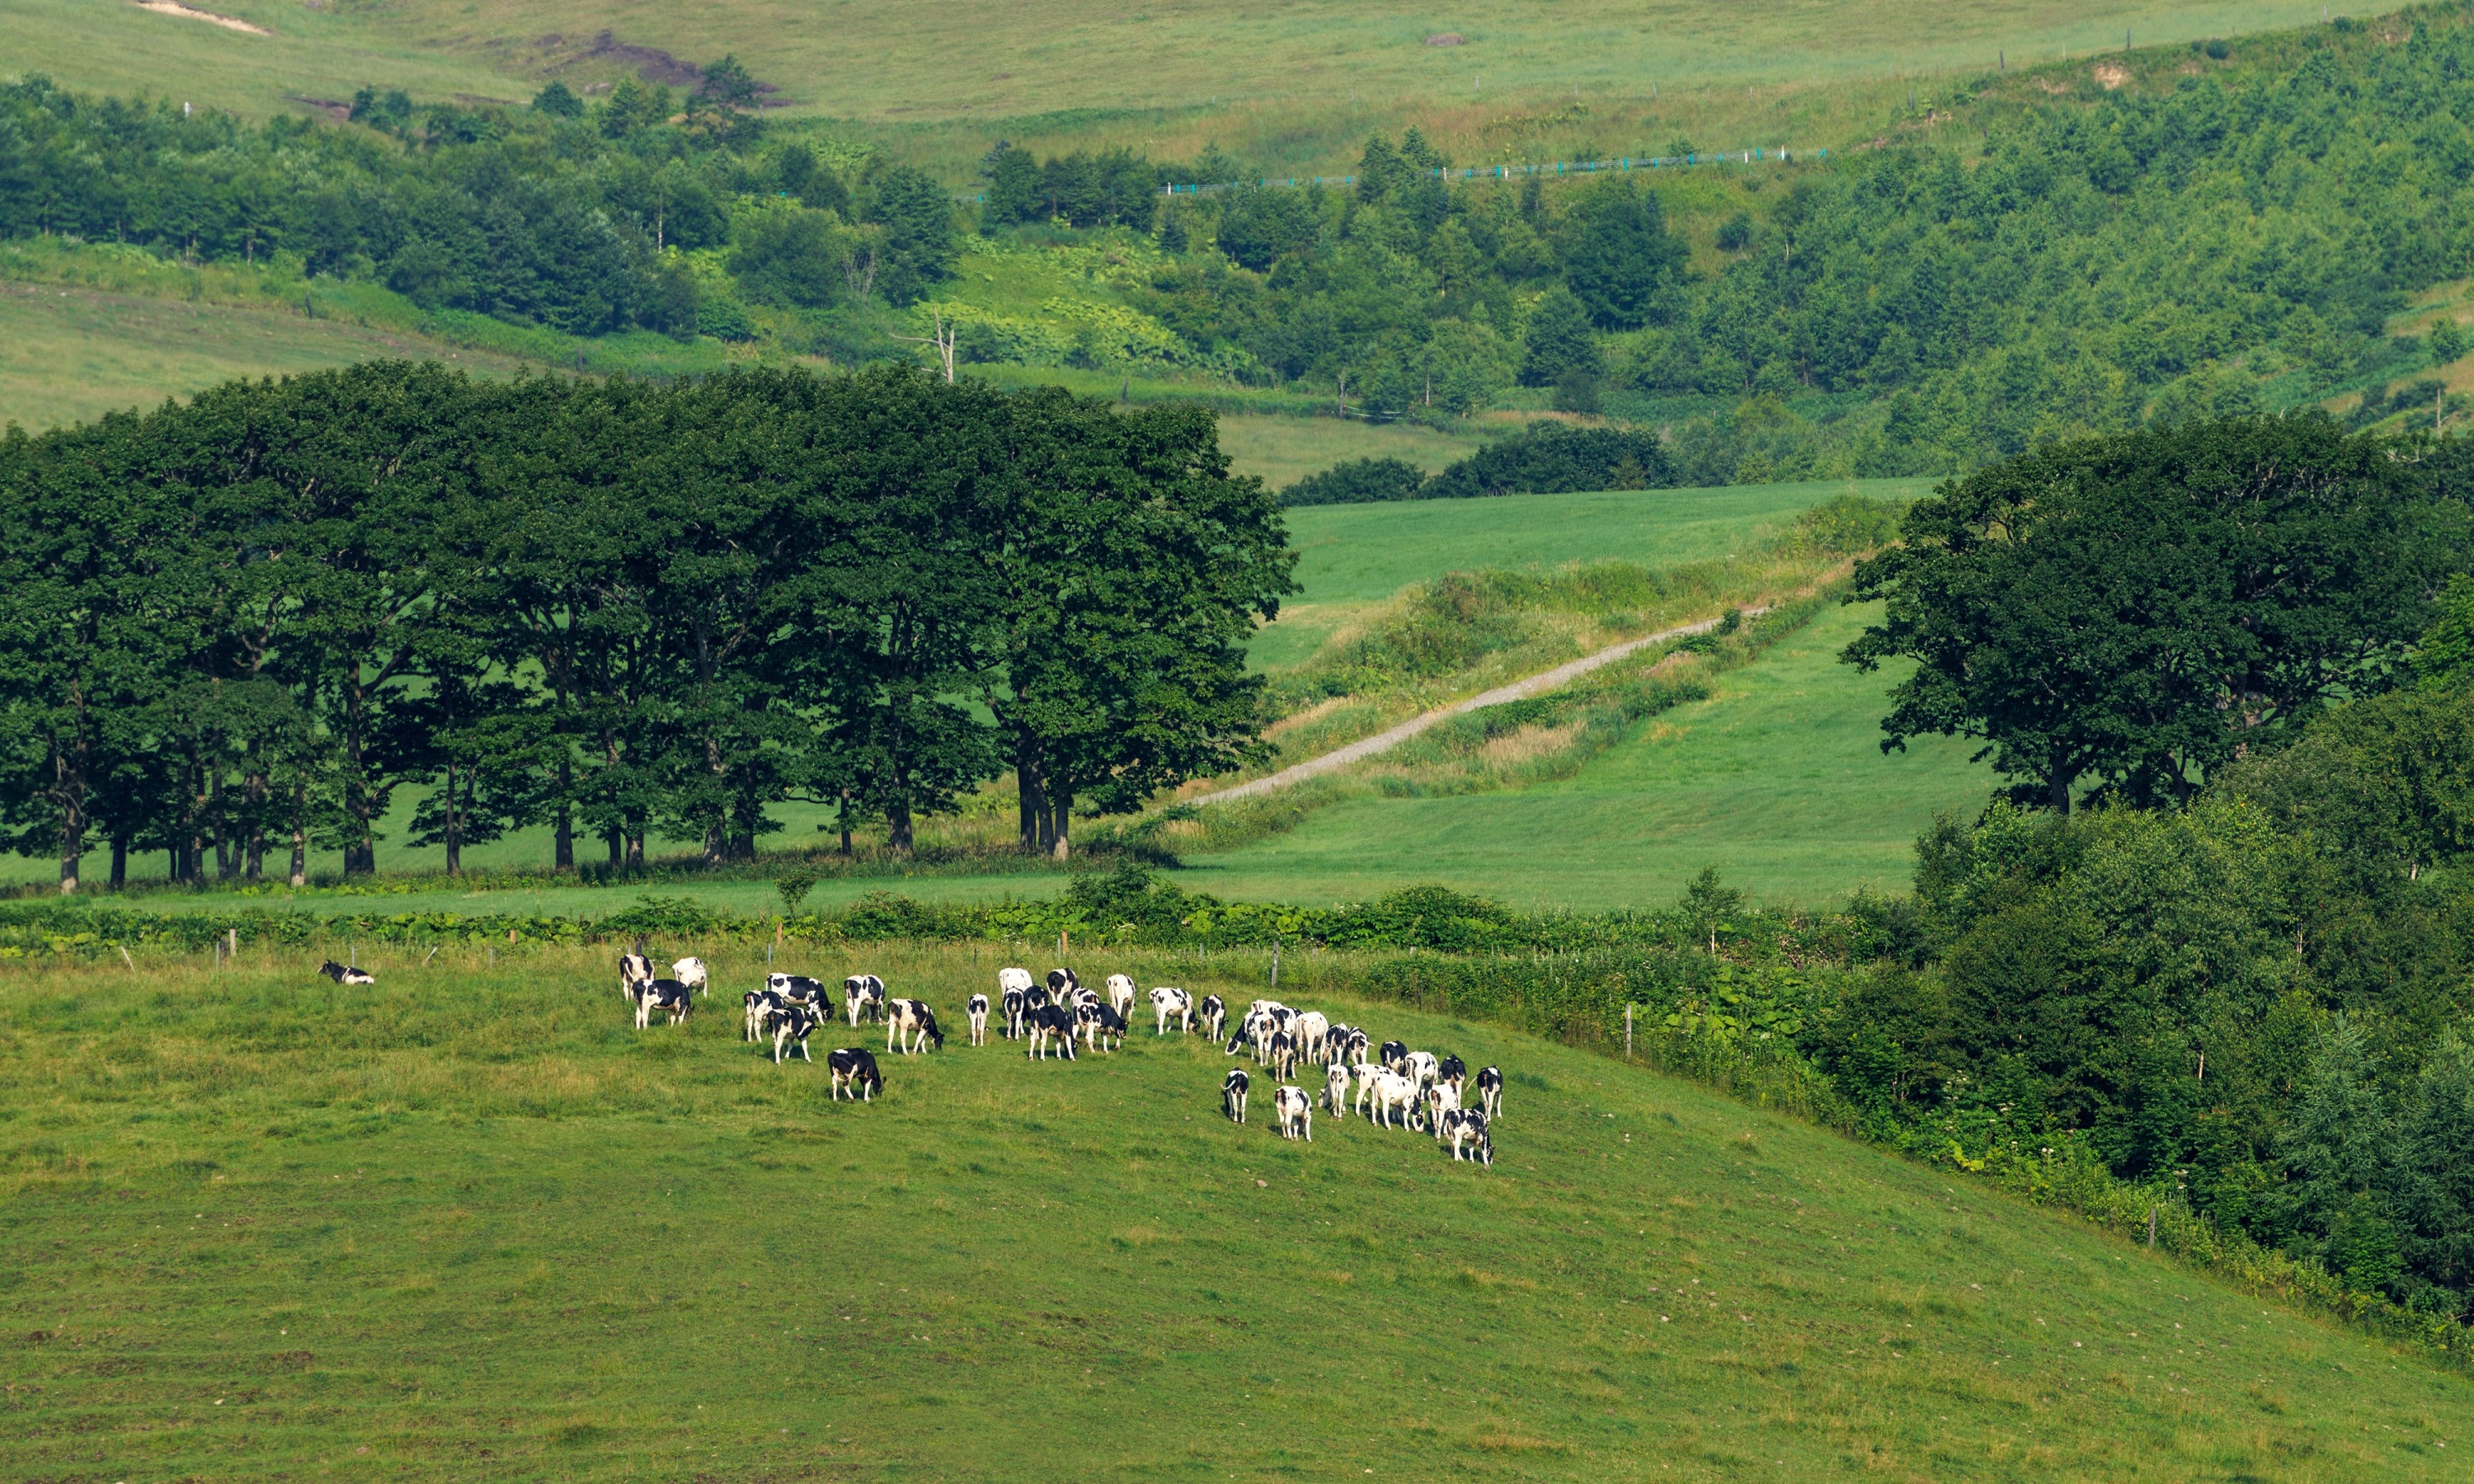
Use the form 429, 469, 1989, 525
0, 363, 1294, 890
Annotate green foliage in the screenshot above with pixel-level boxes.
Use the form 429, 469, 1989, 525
1516, 284, 1602, 387
773, 868, 819, 914
1275, 456, 1427, 507
2417, 571, 2474, 688
1420, 420, 1672, 498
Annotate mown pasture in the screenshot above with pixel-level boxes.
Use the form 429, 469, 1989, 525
1184, 600, 1992, 909
3, 941, 2468, 1481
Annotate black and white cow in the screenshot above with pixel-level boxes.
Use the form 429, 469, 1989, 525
967, 993, 990, 1046
634, 978, 693, 1030
1023, 984, 1051, 1012
1274, 1085, 1314, 1142
1324, 1060, 1352, 1118
1425, 1078, 1462, 1141
1437, 1054, 1467, 1094
1403, 1051, 1440, 1090
1475, 1065, 1504, 1121
745, 988, 785, 1042
1000, 987, 1028, 1040
1046, 968, 1079, 998
1337, 1026, 1370, 1068
1082, 1001, 1127, 1054
672, 956, 709, 998
1104, 974, 1136, 1019
1222, 1068, 1250, 1125
1197, 994, 1226, 1041
998, 966, 1035, 997
769, 1004, 822, 1064
1379, 1040, 1409, 1074
887, 998, 943, 1054
1267, 1031, 1300, 1081
1150, 986, 1193, 1036
317, 960, 375, 986
1024, 1003, 1079, 1062
828, 1047, 883, 1101
1442, 1107, 1492, 1164
618, 951, 653, 998
769, 973, 829, 1009
844, 974, 887, 1027
1293, 1012, 1330, 1065
1366, 1069, 1422, 1130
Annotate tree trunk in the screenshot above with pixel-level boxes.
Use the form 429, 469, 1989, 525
289, 810, 307, 889
625, 826, 643, 871
554, 754, 574, 871
606, 829, 623, 869
245, 828, 263, 882
2049, 768, 2070, 816
839, 787, 854, 857
343, 658, 376, 876
888, 798, 914, 856
443, 758, 463, 876
110, 834, 126, 891
1017, 749, 1047, 855
1048, 787, 1070, 862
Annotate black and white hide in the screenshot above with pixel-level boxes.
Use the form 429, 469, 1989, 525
1274, 1085, 1313, 1142
1104, 973, 1136, 1018
1475, 1065, 1504, 1121
1025, 1003, 1079, 1061
769, 1004, 822, 1064
828, 1047, 884, 1101
768, 974, 829, 1011
618, 951, 653, 998
1267, 1031, 1300, 1081
1000, 987, 1028, 1040
1379, 1040, 1409, 1074
1442, 1107, 1493, 1164
1324, 1060, 1352, 1117
745, 989, 785, 1042
1197, 994, 1226, 1040
887, 998, 944, 1054
1437, 1054, 1467, 1093
998, 966, 1035, 997
1046, 968, 1079, 997
672, 956, 709, 998
635, 978, 693, 1030
1366, 1070, 1422, 1130
1080, 1001, 1127, 1054
1293, 1012, 1330, 1064
844, 974, 887, 1027
317, 960, 375, 986
1337, 1026, 1370, 1068
1425, 1078, 1462, 1140
1222, 1067, 1249, 1125
967, 993, 990, 1046
1150, 986, 1193, 1036
1404, 1051, 1440, 1090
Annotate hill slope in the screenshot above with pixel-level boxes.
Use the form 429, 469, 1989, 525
3, 945, 2466, 1479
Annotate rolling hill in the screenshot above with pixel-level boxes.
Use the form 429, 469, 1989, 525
3, 942, 2467, 1480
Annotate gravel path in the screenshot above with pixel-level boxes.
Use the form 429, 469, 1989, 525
1203, 606, 1768, 803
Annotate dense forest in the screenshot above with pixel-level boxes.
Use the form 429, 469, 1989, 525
12, 18, 2474, 480
0, 363, 1293, 888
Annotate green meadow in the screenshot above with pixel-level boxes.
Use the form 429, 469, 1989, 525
3, 942, 2467, 1481
1188, 600, 1993, 910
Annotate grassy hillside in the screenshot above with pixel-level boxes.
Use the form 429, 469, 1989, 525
1187, 600, 1993, 909
4, 943, 2467, 1481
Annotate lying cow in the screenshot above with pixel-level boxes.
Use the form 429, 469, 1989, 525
844, 974, 887, 1026
1274, 1085, 1314, 1142
828, 1046, 883, 1101
317, 960, 375, 986
887, 998, 943, 1054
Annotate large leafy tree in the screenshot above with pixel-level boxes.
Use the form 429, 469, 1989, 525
1845, 416, 2470, 812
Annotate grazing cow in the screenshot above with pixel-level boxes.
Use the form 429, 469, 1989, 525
1404, 1051, 1440, 1091
1442, 1107, 1493, 1165
1197, 994, 1227, 1040
1294, 1012, 1330, 1064
1475, 1065, 1504, 1121
887, 998, 943, 1054
635, 978, 693, 1030
1025, 1004, 1079, 1061
672, 956, 709, 998
1274, 1085, 1314, 1142
1437, 1054, 1468, 1094
967, 993, 990, 1046
1366, 1071, 1422, 1130
1023, 984, 1051, 1012
1046, 968, 1079, 997
1222, 1068, 1250, 1125
1000, 987, 1028, 1040
1425, 1079, 1462, 1141
1225, 1015, 1259, 1059
745, 989, 786, 1042
618, 951, 653, 998
769, 1004, 822, 1064
1104, 974, 1136, 1018
317, 960, 375, 986
1150, 986, 1193, 1036
1324, 1061, 1352, 1117
1082, 1001, 1128, 1054
1379, 1040, 1409, 1074
1249, 998, 1286, 1019
1338, 1027, 1370, 1068
768, 974, 829, 1010
828, 1047, 883, 1101
844, 974, 887, 1026
998, 966, 1035, 997
1267, 1031, 1300, 1081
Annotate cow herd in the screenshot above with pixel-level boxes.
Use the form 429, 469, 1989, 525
611, 951, 1502, 1167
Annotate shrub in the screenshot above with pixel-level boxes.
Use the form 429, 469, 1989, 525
1421, 420, 1677, 499
1277, 456, 1428, 506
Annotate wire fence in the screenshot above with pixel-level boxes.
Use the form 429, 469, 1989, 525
951, 147, 1831, 204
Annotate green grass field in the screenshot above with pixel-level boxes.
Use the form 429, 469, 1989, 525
1188, 600, 1993, 909
4, 942, 2467, 1481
